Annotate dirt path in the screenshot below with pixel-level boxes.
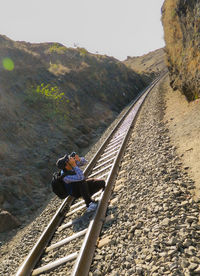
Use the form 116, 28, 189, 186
163, 76, 200, 202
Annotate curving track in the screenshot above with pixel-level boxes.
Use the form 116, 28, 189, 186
15, 74, 166, 276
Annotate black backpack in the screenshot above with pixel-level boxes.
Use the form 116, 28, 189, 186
51, 171, 69, 199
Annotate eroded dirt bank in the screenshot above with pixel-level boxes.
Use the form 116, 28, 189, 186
164, 77, 200, 202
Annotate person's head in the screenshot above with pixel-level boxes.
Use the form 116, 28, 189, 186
56, 152, 80, 170
56, 154, 69, 170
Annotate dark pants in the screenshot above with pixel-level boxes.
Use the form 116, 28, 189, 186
70, 178, 105, 207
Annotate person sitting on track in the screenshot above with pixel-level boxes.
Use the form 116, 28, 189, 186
56, 152, 105, 212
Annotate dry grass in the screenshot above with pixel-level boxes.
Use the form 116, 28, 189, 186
48, 63, 71, 75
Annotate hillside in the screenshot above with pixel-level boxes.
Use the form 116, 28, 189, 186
0, 35, 157, 231
123, 48, 166, 76
162, 0, 200, 101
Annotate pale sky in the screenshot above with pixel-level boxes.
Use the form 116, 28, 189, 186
0, 0, 165, 61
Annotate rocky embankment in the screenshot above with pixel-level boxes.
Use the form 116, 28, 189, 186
162, 0, 200, 100
1, 76, 200, 275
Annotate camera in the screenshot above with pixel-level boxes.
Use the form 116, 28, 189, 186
70, 152, 76, 158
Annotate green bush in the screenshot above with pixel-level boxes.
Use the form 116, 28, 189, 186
25, 83, 69, 121
48, 43, 67, 54
78, 47, 88, 57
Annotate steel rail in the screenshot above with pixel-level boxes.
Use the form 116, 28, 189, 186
15, 73, 167, 276
15, 196, 74, 276
70, 75, 164, 276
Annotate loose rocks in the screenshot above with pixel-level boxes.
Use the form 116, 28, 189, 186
90, 78, 200, 275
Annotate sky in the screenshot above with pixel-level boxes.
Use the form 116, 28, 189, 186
0, 0, 165, 61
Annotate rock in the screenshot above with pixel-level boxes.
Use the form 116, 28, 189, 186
194, 265, 200, 273
97, 235, 112, 248
181, 259, 189, 268
185, 246, 196, 256
168, 248, 177, 256
182, 239, 192, 247
165, 237, 177, 246
161, 218, 170, 226
188, 263, 198, 271
181, 201, 189, 207
108, 271, 119, 276
159, 252, 167, 257
94, 255, 103, 261
186, 216, 197, 223
135, 266, 143, 275
93, 269, 102, 276
0, 210, 20, 232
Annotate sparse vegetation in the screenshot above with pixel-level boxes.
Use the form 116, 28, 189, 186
78, 47, 88, 57
48, 43, 67, 54
25, 83, 69, 120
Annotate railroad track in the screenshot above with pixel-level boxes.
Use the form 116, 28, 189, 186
16, 73, 166, 276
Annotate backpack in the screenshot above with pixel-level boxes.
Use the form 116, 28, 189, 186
51, 171, 69, 199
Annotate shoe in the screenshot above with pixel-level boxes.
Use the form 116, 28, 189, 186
86, 202, 97, 212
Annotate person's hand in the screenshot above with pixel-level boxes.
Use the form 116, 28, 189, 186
65, 162, 73, 170
68, 157, 77, 167
74, 154, 80, 162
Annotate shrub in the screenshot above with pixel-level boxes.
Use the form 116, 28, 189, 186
48, 43, 67, 54
25, 83, 69, 121
78, 47, 88, 57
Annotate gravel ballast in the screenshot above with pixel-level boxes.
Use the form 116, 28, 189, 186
1, 78, 200, 276
90, 78, 200, 275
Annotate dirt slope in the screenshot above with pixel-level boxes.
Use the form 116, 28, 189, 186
123, 48, 166, 77
0, 35, 155, 231
163, 77, 200, 202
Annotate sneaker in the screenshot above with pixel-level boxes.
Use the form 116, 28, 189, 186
86, 202, 97, 212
